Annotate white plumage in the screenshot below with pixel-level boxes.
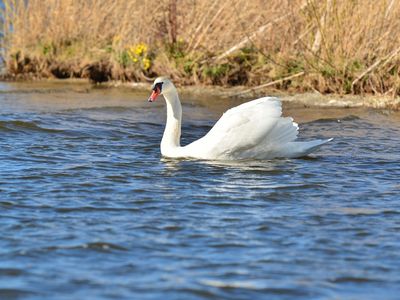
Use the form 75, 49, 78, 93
148, 77, 331, 160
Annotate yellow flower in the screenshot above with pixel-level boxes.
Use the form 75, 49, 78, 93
126, 43, 150, 65
134, 43, 148, 56
142, 57, 151, 70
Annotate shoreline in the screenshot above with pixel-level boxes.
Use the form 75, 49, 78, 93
1, 78, 399, 111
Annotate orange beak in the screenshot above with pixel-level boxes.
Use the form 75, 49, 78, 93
148, 88, 161, 102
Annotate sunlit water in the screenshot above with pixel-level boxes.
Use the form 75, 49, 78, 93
1, 82, 399, 300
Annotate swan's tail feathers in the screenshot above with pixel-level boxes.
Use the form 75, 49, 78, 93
285, 138, 333, 158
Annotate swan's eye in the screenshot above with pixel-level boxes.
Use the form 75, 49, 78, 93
153, 82, 163, 92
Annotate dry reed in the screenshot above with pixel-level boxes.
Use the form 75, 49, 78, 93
1, 0, 400, 96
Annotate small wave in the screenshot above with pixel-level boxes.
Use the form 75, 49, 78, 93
0, 120, 63, 133
16, 242, 129, 256
199, 279, 308, 295
0, 288, 37, 298
60, 106, 146, 114
0, 87, 89, 95
135, 121, 164, 129
45, 242, 128, 252
191, 201, 251, 208
200, 279, 264, 290
0, 201, 14, 207
0, 267, 25, 276
338, 207, 391, 216
307, 115, 361, 124
330, 276, 383, 283
55, 206, 140, 213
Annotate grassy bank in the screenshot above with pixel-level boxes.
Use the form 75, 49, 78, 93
1, 0, 400, 99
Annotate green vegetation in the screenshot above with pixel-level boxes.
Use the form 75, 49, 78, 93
1, 0, 400, 98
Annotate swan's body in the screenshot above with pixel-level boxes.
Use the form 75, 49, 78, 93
148, 77, 331, 160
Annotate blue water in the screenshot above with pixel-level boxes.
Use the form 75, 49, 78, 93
1, 82, 399, 300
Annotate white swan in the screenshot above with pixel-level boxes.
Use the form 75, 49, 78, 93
148, 77, 331, 160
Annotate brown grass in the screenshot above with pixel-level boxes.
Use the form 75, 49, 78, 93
1, 0, 400, 96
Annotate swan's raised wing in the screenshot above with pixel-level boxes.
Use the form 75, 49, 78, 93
184, 97, 299, 159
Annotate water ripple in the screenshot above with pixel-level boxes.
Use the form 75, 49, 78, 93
1, 88, 400, 300
0, 120, 63, 133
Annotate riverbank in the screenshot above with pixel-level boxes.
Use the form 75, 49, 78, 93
1, 78, 399, 111
81, 79, 400, 111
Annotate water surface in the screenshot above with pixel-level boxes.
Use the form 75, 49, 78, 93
1, 82, 399, 300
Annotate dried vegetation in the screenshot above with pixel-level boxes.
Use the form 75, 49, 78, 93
1, 0, 400, 99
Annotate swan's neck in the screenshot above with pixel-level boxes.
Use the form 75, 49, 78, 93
161, 88, 182, 154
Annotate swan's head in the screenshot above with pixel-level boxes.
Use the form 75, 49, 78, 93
148, 77, 175, 102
